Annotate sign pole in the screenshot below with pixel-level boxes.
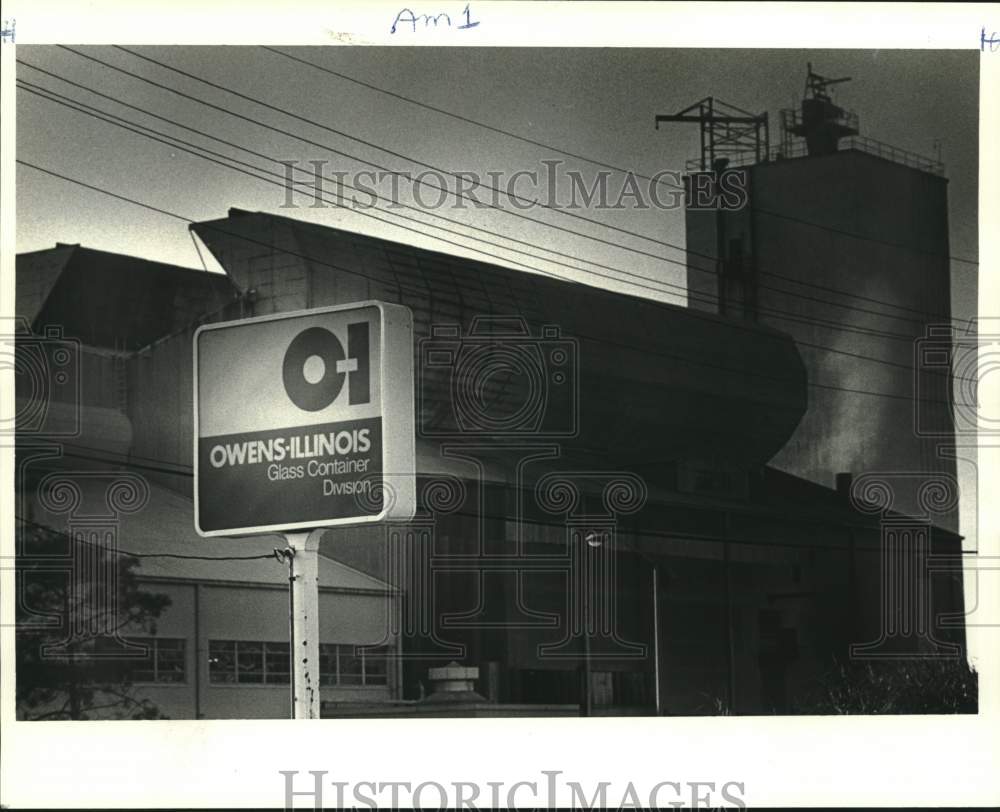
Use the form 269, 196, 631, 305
285, 530, 321, 719
194, 302, 416, 720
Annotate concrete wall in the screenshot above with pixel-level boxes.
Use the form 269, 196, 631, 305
686, 151, 957, 527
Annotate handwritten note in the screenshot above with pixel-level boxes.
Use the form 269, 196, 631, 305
982, 27, 998, 51
1, 18, 15, 44
391, 4, 479, 34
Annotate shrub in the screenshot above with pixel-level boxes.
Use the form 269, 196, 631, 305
796, 657, 978, 714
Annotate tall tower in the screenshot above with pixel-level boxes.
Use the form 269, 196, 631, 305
661, 65, 957, 527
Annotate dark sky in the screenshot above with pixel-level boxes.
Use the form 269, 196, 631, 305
16, 47, 979, 323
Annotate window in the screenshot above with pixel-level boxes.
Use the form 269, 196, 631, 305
127, 637, 186, 684
209, 640, 288, 685
208, 640, 237, 684
236, 642, 264, 684
210, 641, 390, 686
318, 644, 390, 687
265, 642, 290, 684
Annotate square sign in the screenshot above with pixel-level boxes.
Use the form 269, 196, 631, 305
193, 301, 416, 536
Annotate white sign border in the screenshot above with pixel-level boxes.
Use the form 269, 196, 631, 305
192, 299, 416, 537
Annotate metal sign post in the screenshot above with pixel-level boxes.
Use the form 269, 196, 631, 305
285, 531, 321, 719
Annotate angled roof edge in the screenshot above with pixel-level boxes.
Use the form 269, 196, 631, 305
192, 208, 799, 343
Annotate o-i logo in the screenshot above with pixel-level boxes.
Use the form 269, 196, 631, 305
282, 322, 370, 411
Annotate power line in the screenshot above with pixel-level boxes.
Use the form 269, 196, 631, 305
10, 152, 460, 298
17, 75, 937, 356
104, 45, 712, 257
17, 159, 192, 225
23, 77, 741, 323
18, 67, 677, 301
58, 46, 971, 327
17, 64, 959, 348
15, 78, 925, 379
17, 69, 903, 351
12, 77, 653, 296
112, 45, 972, 325
64, 45, 727, 287
260, 46, 980, 271
16, 515, 278, 561
16, 157, 964, 405
15, 156, 963, 403
156, 50, 982, 326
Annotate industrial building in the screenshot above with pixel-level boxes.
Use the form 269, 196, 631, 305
14, 246, 401, 719
660, 65, 959, 527
15, 66, 968, 717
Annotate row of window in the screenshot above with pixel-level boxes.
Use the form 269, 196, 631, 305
123, 638, 390, 687
208, 640, 389, 686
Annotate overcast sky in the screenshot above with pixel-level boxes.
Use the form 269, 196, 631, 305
16, 46, 979, 321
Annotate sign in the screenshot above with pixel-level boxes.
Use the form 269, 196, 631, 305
193, 301, 416, 536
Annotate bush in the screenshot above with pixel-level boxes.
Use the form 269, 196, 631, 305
796, 657, 978, 714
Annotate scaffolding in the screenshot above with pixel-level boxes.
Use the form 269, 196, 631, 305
655, 97, 769, 173
658, 64, 944, 177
